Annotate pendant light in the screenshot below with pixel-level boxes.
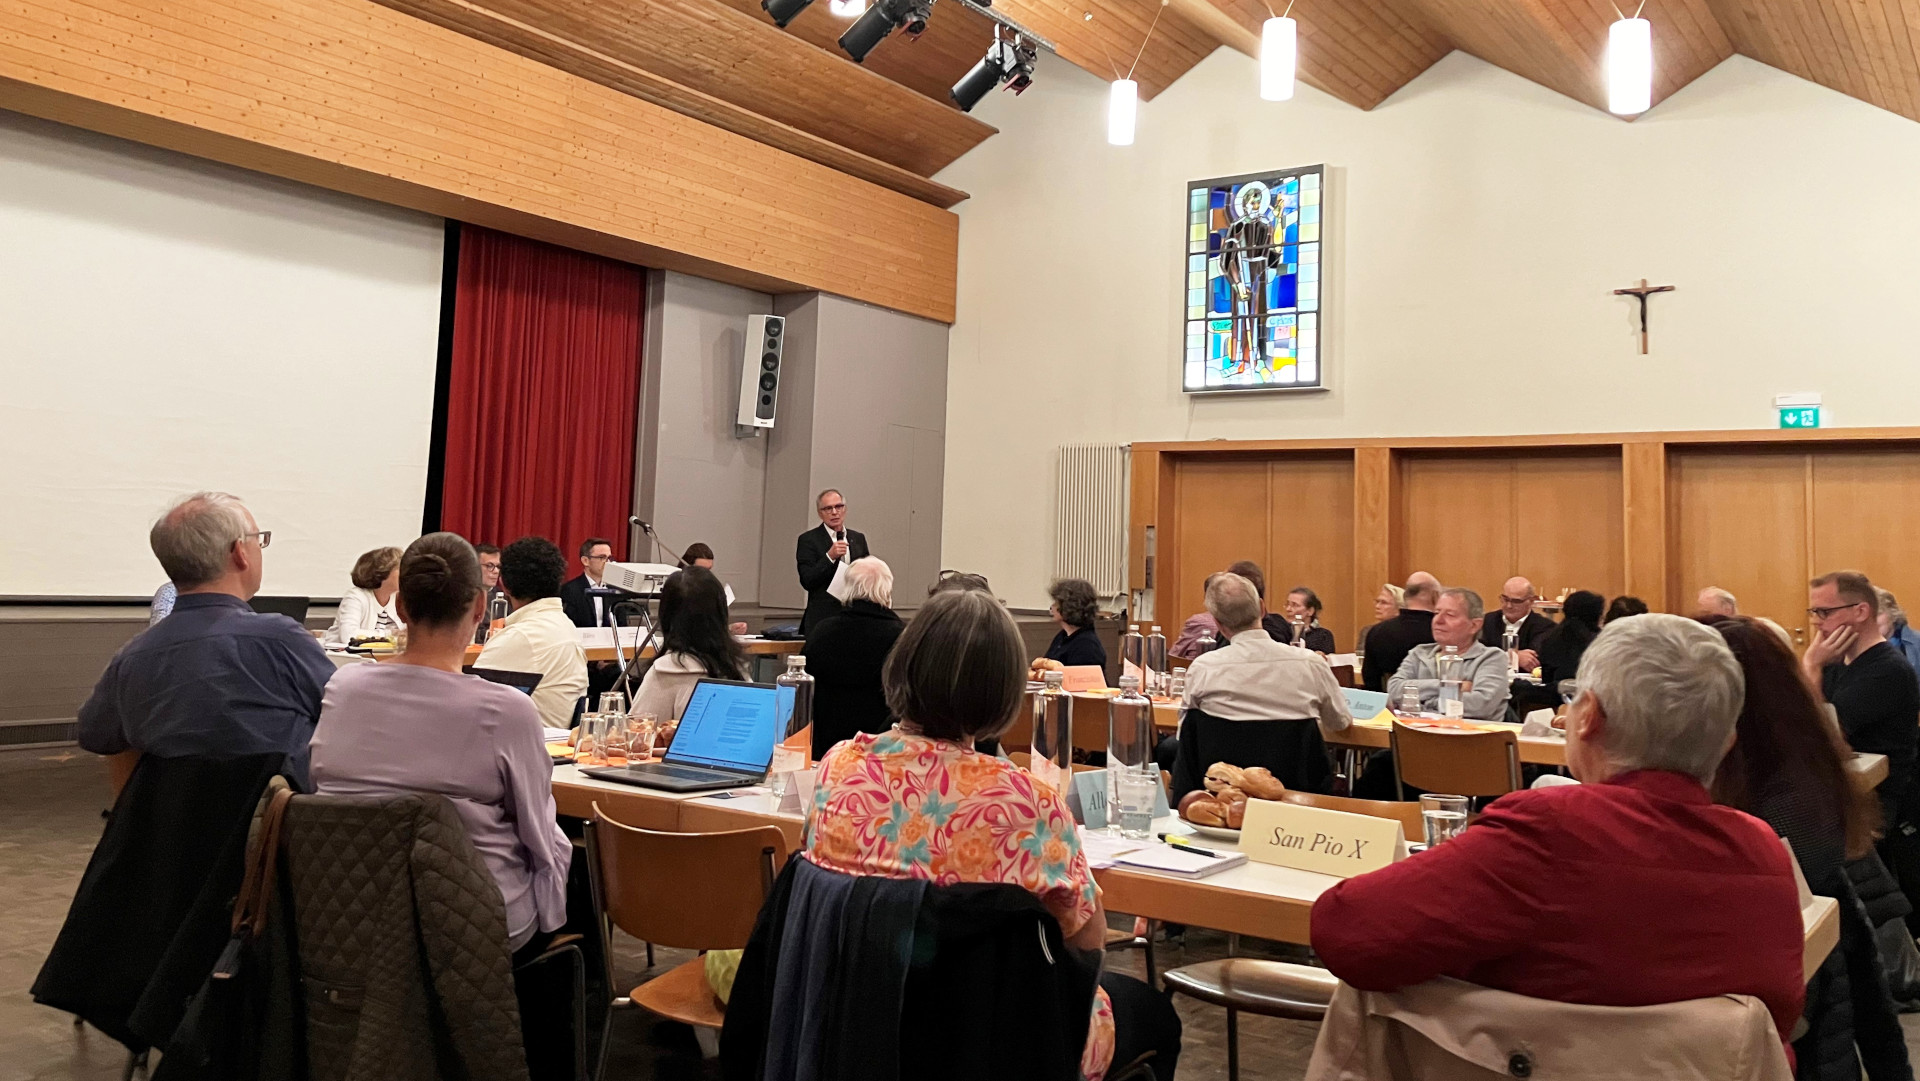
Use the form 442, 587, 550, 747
1607, 7, 1652, 115
1260, 7, 1297, 101
827, 0, 866, 15
1108, 0, 1167, 146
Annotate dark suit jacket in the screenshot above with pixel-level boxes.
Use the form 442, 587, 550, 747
1361, 609, 1435, 692
1478, 610, 1555, 651
796, 525, 869, 633
802, 599, 905, 759
560, 574, 613, 630
1213, 614, 1337, 654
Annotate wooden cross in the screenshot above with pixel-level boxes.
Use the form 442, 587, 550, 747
1613, 278, 1675, 354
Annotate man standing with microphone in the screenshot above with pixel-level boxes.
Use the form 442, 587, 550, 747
796, 488, 868, 634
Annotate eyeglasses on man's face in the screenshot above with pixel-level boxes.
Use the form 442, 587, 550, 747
1808, 601, 1865, 620
238, 530, 272, 549
819, 502, 847, 513
1499, 595, 1530, 606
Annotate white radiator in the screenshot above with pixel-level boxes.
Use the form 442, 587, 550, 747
1054, 444, 1129, 596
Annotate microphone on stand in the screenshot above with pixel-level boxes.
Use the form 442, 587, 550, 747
627, 515, 685, 568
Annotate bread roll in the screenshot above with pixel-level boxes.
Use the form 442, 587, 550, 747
1177, 791, 1211, 816
1237, 767, 1286, 800
1225, 799, 1247, 830
1184, 800, 1228, 827
1215, 785, 1248, 805
1204, 762, 1246, 794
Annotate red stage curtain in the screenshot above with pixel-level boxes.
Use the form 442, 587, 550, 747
439, 226, 643, 560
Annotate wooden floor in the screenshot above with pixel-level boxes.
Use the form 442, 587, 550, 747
3, 748, 1911, 1081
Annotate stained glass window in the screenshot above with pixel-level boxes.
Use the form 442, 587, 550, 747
1182, 165, 1325, 393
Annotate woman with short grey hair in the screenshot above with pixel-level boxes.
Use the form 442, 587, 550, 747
802, 589, 1183, 1080
800, 557, 904, 757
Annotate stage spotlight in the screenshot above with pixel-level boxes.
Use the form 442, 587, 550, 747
950, 29, 1037, 111
763, 0, 816, 29
839, 0, 933, 62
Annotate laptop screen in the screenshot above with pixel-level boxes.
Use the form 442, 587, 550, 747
665, 679, 790, 772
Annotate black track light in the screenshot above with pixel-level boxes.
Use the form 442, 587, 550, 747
950, 28, 1037, 111
839, 0, 933, 63
763, 0, 816, 29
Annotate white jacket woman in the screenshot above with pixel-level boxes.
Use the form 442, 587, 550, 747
323, 547, 405, 647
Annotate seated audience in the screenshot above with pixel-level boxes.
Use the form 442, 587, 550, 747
928, 569, 993, 596
1282, 585, 1338, 653
1361, 572, 1438, 691
78, 492, 334, 786
475, 537, 589, 731
321, 546, 403, 647
310, 532, 571, 951
1172, 572, 1351, 796
1040, 577, 1107, 669
1604, 594, 1650, 624
149, 581, 177, 625
1478, 576, 1552, 672
1357, 582, 1405, 658
1387, 588, 1512, 720
477, 543, 503, 598
559, 537, 615, 629
1802, 570, 1918, 839
1169, 610, 1219, 659
632, 566, 747, 723
681, 542, 715, 568
1218, 560, 1296, 645
802, 557, 904, 759
1878, 588, 1920, 679
1312, 615, 1806, 1061
1536, 590, 1604, 690
805, 589, 1182, 1081
1697, 585, 1740, 617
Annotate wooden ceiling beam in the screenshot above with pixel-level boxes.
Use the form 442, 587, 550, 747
704, 0, 1002, 110
373, 0, 969, 205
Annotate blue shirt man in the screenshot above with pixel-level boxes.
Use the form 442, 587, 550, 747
80, 492, 334, 787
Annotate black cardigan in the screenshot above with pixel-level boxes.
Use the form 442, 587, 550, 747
802, 599, 906, 759
1045, 626, 1107, 669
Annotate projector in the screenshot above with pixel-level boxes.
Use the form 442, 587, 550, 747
602, 560, 682, 594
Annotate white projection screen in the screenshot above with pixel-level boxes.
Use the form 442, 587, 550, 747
0, 110, 445, 599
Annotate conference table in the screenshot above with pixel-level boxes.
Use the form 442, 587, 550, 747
456, 637, 802, 666
549, 764, 1840, 982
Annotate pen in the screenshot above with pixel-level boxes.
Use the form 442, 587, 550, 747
1157, 834, 1225, 858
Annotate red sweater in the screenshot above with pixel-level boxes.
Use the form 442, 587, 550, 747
1311, 770, 1806, 1053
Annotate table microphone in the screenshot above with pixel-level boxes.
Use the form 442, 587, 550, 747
627, 515, 685, 568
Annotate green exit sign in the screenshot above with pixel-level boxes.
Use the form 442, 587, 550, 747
1779, 407, 1822, 429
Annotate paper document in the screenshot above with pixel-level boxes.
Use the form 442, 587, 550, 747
542, 727, 572, 743
1079, 832, 1149, 869
826, 559, 853, 603
1114, 844, 1248, 879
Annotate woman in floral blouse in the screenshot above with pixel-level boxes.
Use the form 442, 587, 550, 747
804, 589, 1181, 1081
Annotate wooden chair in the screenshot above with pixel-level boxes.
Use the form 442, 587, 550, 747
1280, 790, 1424, 839
1388, 720, 1521, 799
1330, 664, 1357, 688
1162, 959, 1339, 1081
584, 805, 787, 1075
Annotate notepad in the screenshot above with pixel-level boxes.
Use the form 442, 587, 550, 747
1114, 844, 1248, 879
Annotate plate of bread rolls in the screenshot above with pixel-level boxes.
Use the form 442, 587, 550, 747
1176, 762, 1287, 839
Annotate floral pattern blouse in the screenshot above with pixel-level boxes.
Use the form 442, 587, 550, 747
804, 729, 1116, 1081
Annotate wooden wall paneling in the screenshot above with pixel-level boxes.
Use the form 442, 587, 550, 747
1666, 447, 1811, 643
1511, 451, 1623, 602
1129, 446, 1160, 593
373, 0, 997, 180
704, 0, 1001, 110
1353, 447, 1395, 643
1621, 440, 1667, 610
368, 0, 974, 204
1265, 455, 1356, 650
1395, 454, 1519, 597
0, 0, 960, 322
1167, 457, 1272, 632
1808, 446, 1920, 620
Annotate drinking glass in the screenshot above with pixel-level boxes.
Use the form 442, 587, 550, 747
631, 713, 659, 761
1437, 680, 1464, 718
1167, 671, 1186, 699
579, 713, 607, 766
602, 714, 630, 766
599, 691, 627, 718
1116, 770, 1157, 840
1420, 794, 1470, 846
1398, 684, 1422, 714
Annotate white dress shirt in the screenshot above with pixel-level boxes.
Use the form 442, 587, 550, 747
323, 585, 403, 647
1180, 628, 1351, 733
475, 597, 589, 730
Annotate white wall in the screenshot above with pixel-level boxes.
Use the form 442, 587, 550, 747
935, 50, 1920, 609
0, 109, 444, 598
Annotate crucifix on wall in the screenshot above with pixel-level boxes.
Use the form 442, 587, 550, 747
1614, 278, 1675, 354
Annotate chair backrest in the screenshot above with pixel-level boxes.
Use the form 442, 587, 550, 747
1330, 664, 1356, 688
1281, 790, 1424, 839
587, 804, 787, 951
1389, 722, 1520, 799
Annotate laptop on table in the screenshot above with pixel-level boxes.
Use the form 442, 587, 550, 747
581, 678, 788, 793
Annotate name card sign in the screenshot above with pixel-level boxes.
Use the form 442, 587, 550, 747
1061, 666, 1108, 692
1237, 799, 1404, 878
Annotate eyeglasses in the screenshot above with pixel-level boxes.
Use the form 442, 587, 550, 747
1498, 595, 1531, 605
238, 530, 272, 549
1808, 602, 1866, 619
819, 502, 846, 513
585, 554, 611, 563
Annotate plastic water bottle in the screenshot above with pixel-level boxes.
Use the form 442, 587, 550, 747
1030, 670, 1073, 795
1291, 615, 1311, 649
1108, 676, 1154, 832
1119, 626, 1146, 686
1195, 628, 1217, 654
1435, 644, 1465, 718
769, 655, 813, 797
1144, 625, 1168, 695
1502, 625, 1520, 672
477, 590, 510, 644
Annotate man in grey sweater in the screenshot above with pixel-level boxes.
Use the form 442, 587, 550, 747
1388, 587, 1513, 721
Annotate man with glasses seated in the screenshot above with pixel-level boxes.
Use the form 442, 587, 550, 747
1802, 570, 1918, 836
78, 491, 335, 788
559, 537, 616, 630
1478, 576, 1553, 674
795, 488, 868, 634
